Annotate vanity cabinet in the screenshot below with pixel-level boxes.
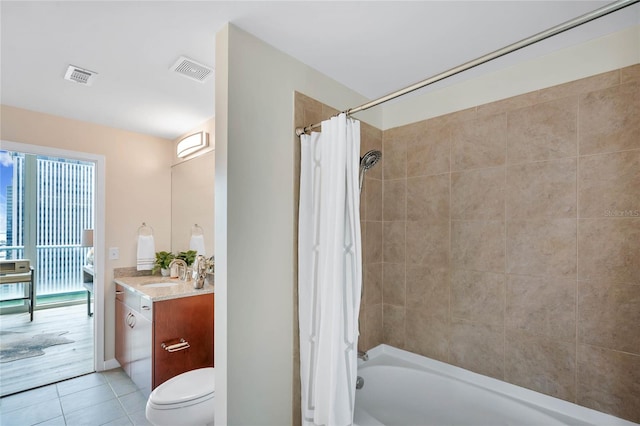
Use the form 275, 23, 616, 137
115, 285, 153, 396
115, 283, 214, 395
153, 294, 214, 387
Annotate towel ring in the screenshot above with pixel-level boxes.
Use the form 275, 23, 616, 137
191, 224, 204, 236
138, 222, 154, 236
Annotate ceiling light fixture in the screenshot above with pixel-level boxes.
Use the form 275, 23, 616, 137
177, 132, 209, 158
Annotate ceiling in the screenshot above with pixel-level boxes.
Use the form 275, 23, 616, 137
1, 1, 638, 140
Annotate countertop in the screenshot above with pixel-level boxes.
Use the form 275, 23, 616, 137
114, 275, 214, 301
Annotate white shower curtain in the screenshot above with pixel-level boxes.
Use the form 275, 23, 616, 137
298, 113, 362, 426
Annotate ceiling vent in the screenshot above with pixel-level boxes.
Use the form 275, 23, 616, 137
64, 65, 98, 86
170, 56, 213, 83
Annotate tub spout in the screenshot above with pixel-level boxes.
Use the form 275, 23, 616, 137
358, 351, 369, 361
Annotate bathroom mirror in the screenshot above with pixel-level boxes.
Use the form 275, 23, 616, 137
171, 149, 215, 256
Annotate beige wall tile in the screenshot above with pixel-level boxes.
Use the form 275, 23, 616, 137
505, 331, 576, 402
506, 219, 576, 277
506, 274, 576, 341
578, 218, 640, 284
407, 174, 450, 223
538, 70, 619, 103
406, 220, 449, 267
383, 304, 405, 348
322, 104, 339, 118
451, 167, 505, 220
579, 81, 640, 155
506, 158, 576, 219
375, 67, 640, 421
405, 310, 449, 363
301, 95, 324, 130
451, 220, 504, 273
363, 177, 382, 221
383, 221, 405, 263
578, 150, 640, 219
362, 219, 368, 260
620, 64, 640, 84
476, 91, 540, 117
578, 279, 640, 355
407, 123, 450, 177
383, 179, 406, 221
364, 263, 382, 305
451, 269, 504, 326
577, 345, 640, 423
364, 221, 382, 264
507, 97, 578, 164
383, 263, 405, 306
364, 304, 383, 350
362, 122, 383, 152
428, 107, 477, 129
451, 113, 506, 171
406, 265, 449, 315
383, 124, 413, 180
450, 319, 504, 380
294, 94, 305, 129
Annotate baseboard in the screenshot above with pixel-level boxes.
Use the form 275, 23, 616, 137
103, 358, 121, 371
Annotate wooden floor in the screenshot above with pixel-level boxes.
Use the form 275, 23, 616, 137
0, 303, 94, 397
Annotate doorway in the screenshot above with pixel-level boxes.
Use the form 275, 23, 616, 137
0, 144, 104, 396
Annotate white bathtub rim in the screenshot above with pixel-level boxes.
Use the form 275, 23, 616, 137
360, 344, 638, 426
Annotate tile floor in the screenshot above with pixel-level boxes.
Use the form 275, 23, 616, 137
0, 368, 151, 426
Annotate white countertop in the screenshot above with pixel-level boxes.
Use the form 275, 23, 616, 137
114, 275, 214, 301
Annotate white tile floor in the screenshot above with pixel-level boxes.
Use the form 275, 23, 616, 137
0, 368, 151, 426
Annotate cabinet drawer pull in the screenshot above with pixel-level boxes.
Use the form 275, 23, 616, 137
115, 291, 124, 295
127, 312, 136, 328
161, 338, 190, 352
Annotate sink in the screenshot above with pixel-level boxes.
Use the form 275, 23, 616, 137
143, 282, 179, 288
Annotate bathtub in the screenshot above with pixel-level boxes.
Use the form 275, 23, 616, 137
354, 345, 637, 426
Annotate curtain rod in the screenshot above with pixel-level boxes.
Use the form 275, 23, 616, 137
295, 0, 638, 137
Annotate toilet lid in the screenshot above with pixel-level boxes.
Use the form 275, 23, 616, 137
151, 368, 215, 405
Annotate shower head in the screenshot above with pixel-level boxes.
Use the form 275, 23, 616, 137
360, 150, 382, 171
358, 150, 382, 194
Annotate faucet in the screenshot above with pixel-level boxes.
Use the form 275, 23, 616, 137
192, 255, 207, 289
169, 259, 188, 281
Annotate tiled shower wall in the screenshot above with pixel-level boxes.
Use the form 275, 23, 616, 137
378, 65, 640, 423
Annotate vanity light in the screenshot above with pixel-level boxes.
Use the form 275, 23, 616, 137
177, 131, 209, 158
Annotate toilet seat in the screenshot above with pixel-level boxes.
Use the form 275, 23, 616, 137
149, 367, 215, 406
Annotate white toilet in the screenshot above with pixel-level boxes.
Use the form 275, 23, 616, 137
146, 367, 215, 426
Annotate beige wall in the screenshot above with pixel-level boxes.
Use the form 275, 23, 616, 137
0, 105, 173, 363
214, 24, 382, 425
382, 25, 640, 131
375, 65, 640, 423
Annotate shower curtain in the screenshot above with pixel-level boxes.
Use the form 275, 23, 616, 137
298, 113, 362, 426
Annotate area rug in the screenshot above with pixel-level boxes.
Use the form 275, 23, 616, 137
0, 331, 75, 363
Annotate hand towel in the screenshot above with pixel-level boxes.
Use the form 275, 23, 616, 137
189, 234, 206, 256
137, 234, 156, 271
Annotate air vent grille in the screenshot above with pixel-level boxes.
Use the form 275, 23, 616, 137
64, 65, 97, 86
170, 56, 213, 83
